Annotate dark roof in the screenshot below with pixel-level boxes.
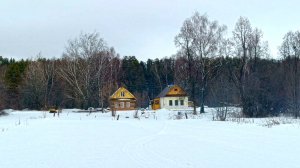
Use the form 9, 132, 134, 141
156, 85, 188, 98
156, 85, 173, 98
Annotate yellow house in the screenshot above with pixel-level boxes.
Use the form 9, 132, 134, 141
109, 87, 137, 111
152, 85, 189, 110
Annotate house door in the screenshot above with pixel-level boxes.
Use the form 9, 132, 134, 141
152, 98, 160, 110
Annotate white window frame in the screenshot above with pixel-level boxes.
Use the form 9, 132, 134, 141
169, 100, 173, 106
175, 100, 179, 106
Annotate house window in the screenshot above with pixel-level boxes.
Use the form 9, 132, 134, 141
126, 102, 131, 108
115, 102, 119, 108
175, 100, 178, 106
174, 89, 178, 91
121, 92, 125, 97
180, 100, 184, 106
154, 100, 159, 104
169, 100, 173, 106
120, 102, 124, 108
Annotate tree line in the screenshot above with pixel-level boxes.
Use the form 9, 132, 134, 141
0, 12, 300, 118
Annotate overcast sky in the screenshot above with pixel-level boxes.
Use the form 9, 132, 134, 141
1, 0, 300, 61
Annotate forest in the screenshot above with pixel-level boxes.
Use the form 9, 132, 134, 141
0, 12, 300, 118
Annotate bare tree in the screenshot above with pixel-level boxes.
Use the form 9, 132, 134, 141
23, 59, 47, 109
231, 16, 269, 117
280, 31, 300, 118
175, 18, 198, 114
232, 17, 251, 98
175, 12, 226, 114
93, 47, 120, 112
152, 59, 163, 91
21, 54, 56, 109
58, 32, 107, 109
190, 13, 227, 113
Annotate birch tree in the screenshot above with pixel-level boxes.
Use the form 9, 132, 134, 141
59, 32, 107, 108
190, 12, 226, 113
92, 47, 120, 111
231, 17, 269, 117
175, 12, 226, 114
175, 18, 198, 114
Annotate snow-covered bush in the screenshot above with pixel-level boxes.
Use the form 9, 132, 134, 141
261, 117, 299, 128
213, 107, 242, 121
0, 110, 8, 116
0, 109, 12, 116
262, 118, 280, 128
213, 107, 228, 121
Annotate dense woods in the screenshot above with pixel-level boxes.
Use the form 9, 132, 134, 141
0, 12, 300, 118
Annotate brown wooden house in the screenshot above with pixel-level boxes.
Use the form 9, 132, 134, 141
109, 87, 136, 111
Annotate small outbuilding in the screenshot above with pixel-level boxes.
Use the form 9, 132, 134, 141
109, 87, 136, 111
152, 85, 189, 110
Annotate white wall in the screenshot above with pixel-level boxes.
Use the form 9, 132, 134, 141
160, 97, 189, 109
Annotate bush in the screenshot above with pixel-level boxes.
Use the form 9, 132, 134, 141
0, 110, 9, 116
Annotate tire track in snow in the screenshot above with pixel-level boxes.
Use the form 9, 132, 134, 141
121, 121, 195, 168
142, 121, 196, 168
121, 122, 167, 168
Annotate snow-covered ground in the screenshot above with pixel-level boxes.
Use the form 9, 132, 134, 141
0, 108, 300, 168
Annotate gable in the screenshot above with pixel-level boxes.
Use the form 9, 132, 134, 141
110, 87, 136, 100
166, 85, 187, 97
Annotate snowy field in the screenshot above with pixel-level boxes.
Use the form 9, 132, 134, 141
0, 108, 300, 168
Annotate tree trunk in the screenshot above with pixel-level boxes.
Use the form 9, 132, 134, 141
200, 87, 205, 113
